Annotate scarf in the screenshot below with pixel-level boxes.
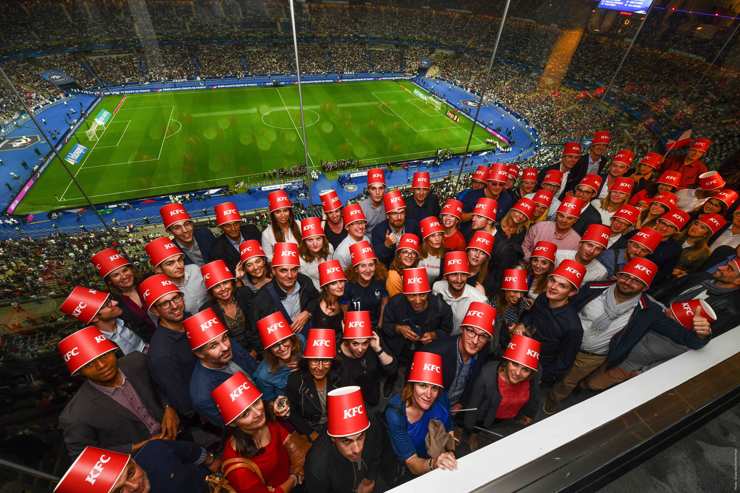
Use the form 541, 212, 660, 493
590, 285, 639, 334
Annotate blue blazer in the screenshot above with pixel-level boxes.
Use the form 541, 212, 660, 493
182, 227, 217, 265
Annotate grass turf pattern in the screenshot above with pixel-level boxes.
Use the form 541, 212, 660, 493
16, 80, 496, 214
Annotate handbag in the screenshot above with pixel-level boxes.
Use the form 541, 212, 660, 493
425, 418, 456, 459
283, 431, 312, 476
218, 457, 272, 492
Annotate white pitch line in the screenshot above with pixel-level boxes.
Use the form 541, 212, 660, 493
96, 120, 131, 149
275, 88, 315, 167
370, 91, 417, 131
156, 106, 175, 161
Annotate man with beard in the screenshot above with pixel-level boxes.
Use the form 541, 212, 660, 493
186, 308, 257, 427
359, 168, 387, 234
159, 203, 215, 266
543, 258, 710, 414
554, 224, 611, 283
372, 190, 420, 266
140, 274, 197, 419
60, 286, 147, 355
432, 251, 487, 335
145, 236, 207, 315
548, 174, 604, 235
661, 137, 710, 188
457, 165, 488, 222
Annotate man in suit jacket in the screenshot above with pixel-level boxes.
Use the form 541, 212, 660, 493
59, 350, 179, 458
579, 130, 611, 176
209, 202, 261, 272
160, 203, 216, 267
536, 142, 585, 199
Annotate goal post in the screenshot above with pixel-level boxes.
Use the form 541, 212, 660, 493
85, 120, 101, 141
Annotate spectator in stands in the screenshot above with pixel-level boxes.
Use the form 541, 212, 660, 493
556, 224, 610, 283
286, 329, 341, 440
93, 247, 157, 338
145, 237, 207, 314
59, 327, 179, 458
673, 214, 727, 278
529, 188, 556, 223
522, 197, 583, 259
544, 258, 709, 414
299, 217, 334, 290
631, 171, 681, 209
334, 204, 370, 270
60, 286, 147, 355
465, 231, 493, 295
563, 174, 604, 235
597, 149, 634, 199
382, 268, 453, 366
493, 268, 530, 351
186, 308, 257, 427
251, 243, 318, 337
514, 167, 539, 201
140, 274, 197, 419
159, 203, 215, 266
440, 198, 466, 251
637, 192, 677, 229
405, 171, 441, 224
260, 192, 300, 260
606, 205, 639, 250
384, 352, 456, 480
629, 152, 662, 197
691, 188, 736, 221
312, 260, 347, 333
591, 177, 635, 227
580, 130, 611, 176
386, 233, 421, 298
711, 206, 740, 252
661, 138, 711, 189
212, 202, 262, 272
199, 260, 259, 355
343, 241, 388, 327
432, 252, 487, 335
418, 217, 445, 285
457, 165, 487, 221
650, 209, 689, 285
483, 163, 515, 220
359, 168, 387, 234
336, 311, 396, 407
320, 190, 347, 250
536, 142, 584, 199
526, 241, 557, 304
235, 239, 272, 293
372, 190, 418, 266
465, 196, 497, 241
677, 171, 727, 213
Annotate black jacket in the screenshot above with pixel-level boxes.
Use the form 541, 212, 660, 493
199, 286, 259, 353
647, 238, 682, 289
572, 281, 708, 369
60, 352, 165, 458
112, 292, 157, 342
572, 203, 603, 236
370, 219, 421, 267
209, 224, 261, 272
250, 275, 320, 337
536, 162, 585, 199
404, 193, 441, 225
521, 294, 583, 384
179, 226, 217, 266
285, 367, 342, 437
576, 153, 609, 177
336, 343, 398, 406
483, 230, 524, 297
426, 336, 489, 406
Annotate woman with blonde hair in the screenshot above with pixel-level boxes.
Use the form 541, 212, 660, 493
386, 233, 421, 298
592, 177, 634, 224
673, 214, 727, 278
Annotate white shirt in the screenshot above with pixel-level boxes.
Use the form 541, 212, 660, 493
710, 227, 739, 252
579, 290, 637, 355
590, 199, 616, 225
556, 249, 609, 284
676, 188, 706, 212
101, 318, 147, 355
432, 280, 487, 335
299, 244, 334, 290
261, 220, 300, 260
607, 233, 624, 249
177, 263, 208, 315
333, 234, 369, 270
419, 254, 443, 286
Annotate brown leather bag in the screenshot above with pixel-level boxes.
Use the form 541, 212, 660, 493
219, 457, 271, 492
283, 432, 312, 476
425, 418, 456, 459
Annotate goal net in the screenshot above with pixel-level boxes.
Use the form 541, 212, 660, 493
85, 121, 102, 141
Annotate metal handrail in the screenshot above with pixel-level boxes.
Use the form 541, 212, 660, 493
0, 457, 59, 483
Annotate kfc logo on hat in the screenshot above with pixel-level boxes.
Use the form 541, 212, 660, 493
313, 338, 331, 348
344, 405, 364, 419
526, 348, 540, 359
347, 320, 365, 329
565, 266, 582, 278
267, 321, 284, 334
230, 381, 252, 402
63, 347, 80, 362
408, 276, 423, 284
200, 317, 219, 331
169, 209, 185, 218
423, 363, 441, 373
84, 453, 111, 485
467, 310, 485, 318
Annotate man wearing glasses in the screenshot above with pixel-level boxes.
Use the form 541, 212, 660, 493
543, 258, 710, 414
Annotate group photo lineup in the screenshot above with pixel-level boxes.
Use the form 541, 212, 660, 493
0, 0, 738, 492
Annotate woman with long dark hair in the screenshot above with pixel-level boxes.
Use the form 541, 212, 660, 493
630, 170, 681, 208
298, 217, 334, 290
235, 239, 272, 293
525, 241, 557, 306
418, 216, 446, 285
440, 199, 466, 251
343, 241, 389, 328
636, 192, 677, 229
312, 259, 347, 333
465, 231, 493, 295
261, 189, 302, 260
673, 214, 727, 278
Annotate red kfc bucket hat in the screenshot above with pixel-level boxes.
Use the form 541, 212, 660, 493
58, 326, 118, 375
327, 386, 371, 438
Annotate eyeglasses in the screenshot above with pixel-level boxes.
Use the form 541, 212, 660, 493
155, 293, 184, 309
616, 273, 644, 286
463, 326, 490, 342
309, 359, 332, 367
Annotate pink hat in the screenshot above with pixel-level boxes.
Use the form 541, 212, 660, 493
145, 236, 183, 268
612, 204, 640, 225
612, 148, 635, 166
630, 227, 663, 253
531, 241, 557, 262
256, 311, 293, 349
60, 286, 110, 324
319, 190, 342, 213
327, 386, 371, 438
461, 301, 496, 336
579, 174, 604, 193
651, 192, 678, 210
670, 299, 717, 330
239, 240, 266, 263
698, 171, 725, 191
551, 259, 587, 290
660, 209, 691, 231
397, 233, 421, 254
697, 213, 727, 235
300, 217, 325, 239
619, 257, 658, 287
713, 189, 738, 209
342, 311, 373, 339
268, 190, 292, 213
184, 308, 228, 351
342, 203, 367, 225
58, 326, 118, 375
486, 163, 509, 183
532, 189, 555, 207
638, 152, 663, 169
420, 216, 444, 239
472, 197, 497, 221
201, 259, 235, 290
610, 177, 635, 195
318, 259, 347, 287
212, 372, 263, 426
511, 197, 537, 220
272, 242, 300, 267
592, 130, 611, 145
443, 251, 470, 275
412, 171, 431, 189
563, 142, 582, 156
367, 168, 385, 186
303, 328, 336, 359
383, 190, 406, 213
138, 274, 181, 311
690, 137, 711, 154
54, 446, 130, 493
349, 240, 377, 266
160, 203, 191, 229
467, 230, 495, 256
656, 170, 682, 188
521, 167, 539, 182
556, 196, 585, 218
501, 268, 528, 291
215, 202, 242, 226
440, 198, 463, 220
542, 170, 564, 187
502, 335, 541, 371
407, 351, 444, 387
581, 224, 611, 248
402, 267, 431, 294
91, 248, 130, 279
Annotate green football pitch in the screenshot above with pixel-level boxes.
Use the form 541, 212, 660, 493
15, 80, 497, 214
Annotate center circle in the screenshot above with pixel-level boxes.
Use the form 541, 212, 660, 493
261, 109, 320, 130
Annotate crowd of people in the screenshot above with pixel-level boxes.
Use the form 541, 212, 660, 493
38, 141, 740, 491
